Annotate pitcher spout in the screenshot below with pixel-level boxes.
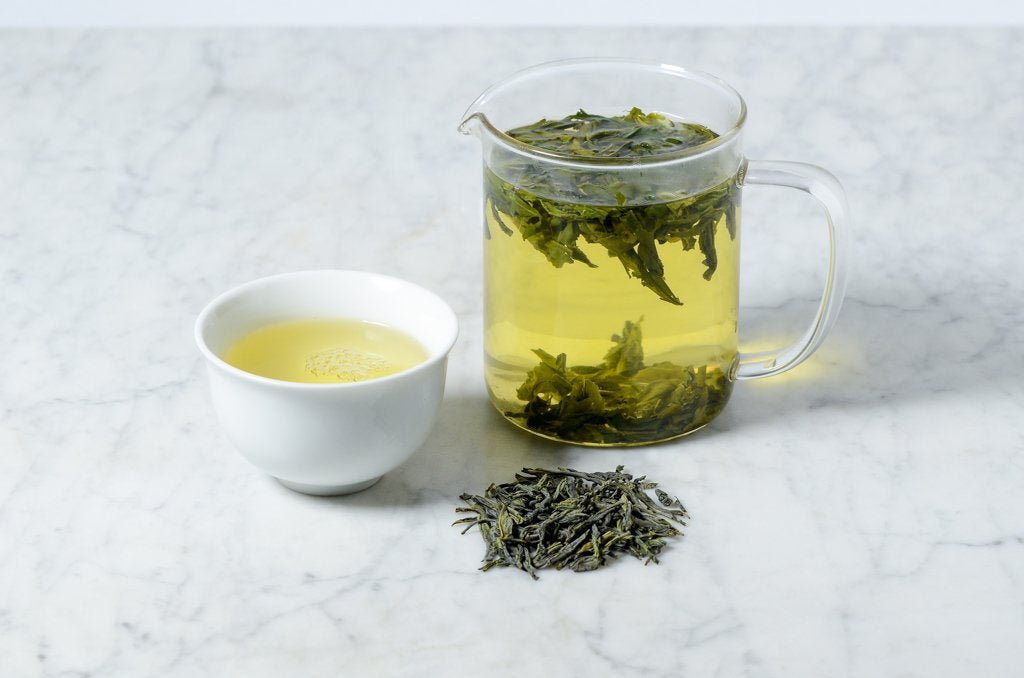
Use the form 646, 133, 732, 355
457, 111, 484, 137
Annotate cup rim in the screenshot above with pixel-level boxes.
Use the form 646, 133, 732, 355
194, 269, 459, 390
459, 57, 748, 168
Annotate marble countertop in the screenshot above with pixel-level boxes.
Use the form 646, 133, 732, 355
2, 27, 1023, 677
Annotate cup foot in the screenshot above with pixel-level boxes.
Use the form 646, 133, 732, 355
275, 476, 381, 496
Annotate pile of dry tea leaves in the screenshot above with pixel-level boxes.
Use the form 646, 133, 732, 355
455, 466, 688, 579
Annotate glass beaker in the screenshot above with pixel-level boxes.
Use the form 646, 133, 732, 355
459, 58, 848, 446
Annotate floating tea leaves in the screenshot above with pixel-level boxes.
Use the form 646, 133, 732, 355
505, 107, 717, 158
487, 107, 738, 306
455, 466, 688, 578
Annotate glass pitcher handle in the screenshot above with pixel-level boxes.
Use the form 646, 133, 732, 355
736, 159, 850, 380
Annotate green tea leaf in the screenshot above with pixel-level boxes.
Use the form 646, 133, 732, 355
602, 318, 644, 375
455, 465, 689, 578
487, 108, 738, 305
508, 319, 731, 445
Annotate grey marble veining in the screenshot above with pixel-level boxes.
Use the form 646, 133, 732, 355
1, 27, 1022, 677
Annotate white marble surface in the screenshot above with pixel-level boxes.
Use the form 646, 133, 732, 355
1, 27, 1022, 677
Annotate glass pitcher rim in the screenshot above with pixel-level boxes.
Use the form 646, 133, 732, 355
459, 57, 748, 168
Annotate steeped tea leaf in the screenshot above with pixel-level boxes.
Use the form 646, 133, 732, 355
505, 107, 716, 158
487, 108, 738, 305
509, 319, 730, 444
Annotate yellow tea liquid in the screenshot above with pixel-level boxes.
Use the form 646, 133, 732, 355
484, 206, 739, 444
482, 109, 743, 445
482, 150, 741, 445
223, 318, 428, 384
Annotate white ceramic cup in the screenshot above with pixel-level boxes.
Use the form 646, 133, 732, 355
194, 270, 459, 496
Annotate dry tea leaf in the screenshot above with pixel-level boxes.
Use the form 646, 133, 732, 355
455, 466, 689, 579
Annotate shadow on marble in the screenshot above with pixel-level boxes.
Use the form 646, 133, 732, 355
268, 392, 576, 508
714, 288, 1016, 431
